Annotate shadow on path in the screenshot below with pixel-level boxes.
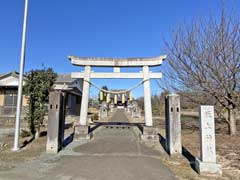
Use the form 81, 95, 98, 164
158, 132, 198, 173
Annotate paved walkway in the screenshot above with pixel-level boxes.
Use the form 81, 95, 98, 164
0, 110, 177, 180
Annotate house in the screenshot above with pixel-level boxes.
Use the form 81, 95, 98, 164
0, 71, 83, 126
0, 71, 27, 116
54, 74, 83, 115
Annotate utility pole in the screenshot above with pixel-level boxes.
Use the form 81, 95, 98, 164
12, 0, 29, 151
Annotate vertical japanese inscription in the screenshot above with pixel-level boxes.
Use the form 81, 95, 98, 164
199, 106, 216, 163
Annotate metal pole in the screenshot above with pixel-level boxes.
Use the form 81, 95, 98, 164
12, 0, 29, 151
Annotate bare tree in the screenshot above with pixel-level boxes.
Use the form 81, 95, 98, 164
162, 7, 240, 135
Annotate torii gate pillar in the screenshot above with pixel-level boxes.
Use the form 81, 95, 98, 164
74, 66, 92, 140
79, 66, 91, 126
143, 66, 153, 126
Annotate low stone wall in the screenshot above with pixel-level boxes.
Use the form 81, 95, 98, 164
0, 106, 27, 116
0, 115, 27, 128
0, 113, 79, 128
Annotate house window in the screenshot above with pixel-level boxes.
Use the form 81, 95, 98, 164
4, 90, 17, 106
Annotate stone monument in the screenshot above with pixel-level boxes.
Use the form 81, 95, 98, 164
195, 105, 222, 175
109, 103, 115, 113
99, 106, 108, 118
131, 106, 141, 118
46, 91, 65, 154
165, 94, 182, 155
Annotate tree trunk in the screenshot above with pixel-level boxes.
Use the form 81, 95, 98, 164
35, 126, 40, 139
228, 109, 237, 136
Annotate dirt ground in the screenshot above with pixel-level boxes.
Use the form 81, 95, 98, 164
0, 133, 46, 171
152, 116, 240, 180
0, 123, 74, 172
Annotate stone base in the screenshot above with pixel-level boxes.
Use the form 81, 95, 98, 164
195, 159, 222, 176
131, 111, 141, 118
46, 137, 61, 154
46, 139, 62, 154
74, 125, 92, 141
46, 146, 59, 154
140, 126, 159, 141
165, 142, 182, 156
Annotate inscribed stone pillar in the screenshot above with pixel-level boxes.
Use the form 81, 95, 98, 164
99, 106, 108, 118
142, 66, 153, 127
79, 66, 91, 126
46, 91, 65, 154
165, 94, 182, 155
195, 105, 222, 175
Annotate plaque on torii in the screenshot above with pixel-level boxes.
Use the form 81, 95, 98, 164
68, 55, 166, 128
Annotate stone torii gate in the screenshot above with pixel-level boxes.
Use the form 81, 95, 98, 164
68, 55, 166, 139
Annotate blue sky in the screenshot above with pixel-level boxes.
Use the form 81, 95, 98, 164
0, 0, 239, 98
